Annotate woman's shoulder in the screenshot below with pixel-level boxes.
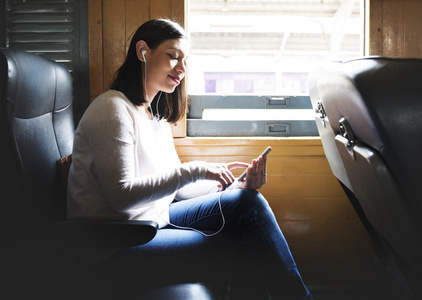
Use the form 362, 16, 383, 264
79, 90, 136, 127
85, 90, 137, 118
91, 90, 132, 108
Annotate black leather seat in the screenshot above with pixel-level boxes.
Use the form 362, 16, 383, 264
308, 57, 422, 299
0, 48, 219, 299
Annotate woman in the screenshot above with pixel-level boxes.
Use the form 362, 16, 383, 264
67, 19, 312, 300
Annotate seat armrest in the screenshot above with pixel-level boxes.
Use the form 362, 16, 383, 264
43, 220, 158, 249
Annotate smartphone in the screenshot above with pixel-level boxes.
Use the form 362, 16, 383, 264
237, 146, 272, 181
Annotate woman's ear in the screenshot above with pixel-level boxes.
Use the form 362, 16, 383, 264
136, 40, 149, 62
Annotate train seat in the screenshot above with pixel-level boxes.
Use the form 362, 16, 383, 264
0, 48, 220, 300
308, 57, 422, 299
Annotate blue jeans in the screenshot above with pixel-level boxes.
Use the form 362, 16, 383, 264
106, 189, 312, 300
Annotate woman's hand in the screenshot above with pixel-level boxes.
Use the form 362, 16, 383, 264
236, 155, 267, 190
205, 162, 249, 191
205, 156, 267, 191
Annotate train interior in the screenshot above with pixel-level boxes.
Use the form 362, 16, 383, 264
1, 0, 421, 299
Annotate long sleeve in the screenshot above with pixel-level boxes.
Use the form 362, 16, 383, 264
67, 91, 207, 227
175, 180, 220, 200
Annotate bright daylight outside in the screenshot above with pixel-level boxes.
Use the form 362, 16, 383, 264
187, 0, 364, 128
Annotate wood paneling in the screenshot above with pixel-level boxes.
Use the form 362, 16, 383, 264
172, 0, 186, 26
102, 0, 126, 90
151, 0, 172, 19
268, 196, 358, 220
369, 0, 422, 57
126, 0, 150, 42
403, 0, 422, 57
88, 0, 103, 101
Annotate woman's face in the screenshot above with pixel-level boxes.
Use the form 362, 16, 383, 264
143, 38, 189, 97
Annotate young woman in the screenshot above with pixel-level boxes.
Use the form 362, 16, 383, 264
67, 19, 313, 300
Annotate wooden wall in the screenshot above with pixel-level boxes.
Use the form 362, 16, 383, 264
369, 0, 422, 57
87, 0, 422, 288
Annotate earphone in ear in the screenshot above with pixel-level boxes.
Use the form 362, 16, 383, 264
140, 48, 162, 121
142, 49, 151, 110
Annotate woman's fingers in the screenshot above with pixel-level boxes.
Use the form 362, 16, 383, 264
221, 165, 235, 185
244, 161, 255, 187
205, 158, 268, 191
239, 156, 267, 190
258, 155, 267, 186
205, 163, 236, 189
227, 161, 250, 170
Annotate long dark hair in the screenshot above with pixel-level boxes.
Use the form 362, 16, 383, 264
110, 19, 187, 123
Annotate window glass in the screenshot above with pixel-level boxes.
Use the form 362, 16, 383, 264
188, 0, 364, 96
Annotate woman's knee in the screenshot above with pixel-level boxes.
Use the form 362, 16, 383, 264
222, 189, 271, 216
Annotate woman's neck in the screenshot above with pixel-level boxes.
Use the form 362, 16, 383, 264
137, 102, 153, 120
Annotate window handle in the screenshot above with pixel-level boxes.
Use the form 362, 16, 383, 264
266, 97, 289, 107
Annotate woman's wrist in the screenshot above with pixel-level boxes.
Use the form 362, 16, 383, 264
226, 179, 240, 190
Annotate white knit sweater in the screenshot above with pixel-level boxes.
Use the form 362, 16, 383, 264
67, 90, 219, 228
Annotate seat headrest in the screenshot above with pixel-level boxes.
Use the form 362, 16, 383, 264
0, 49, 73, 119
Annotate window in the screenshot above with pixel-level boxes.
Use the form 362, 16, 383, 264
1, 0, 90, 125
187, 0, 364, 137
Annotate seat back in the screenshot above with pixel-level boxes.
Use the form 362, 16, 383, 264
0, 49, 74, 243
307, 62, 352, 190
308, 57, 422, 298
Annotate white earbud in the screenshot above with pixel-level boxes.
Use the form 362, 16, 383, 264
142, 49, 152, 114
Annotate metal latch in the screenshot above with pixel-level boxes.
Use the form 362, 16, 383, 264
317, 100, 327, 127
339, 117, 356, 159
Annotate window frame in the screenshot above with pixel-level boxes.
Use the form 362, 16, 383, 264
186, 0, 365, 138
187, 94, 317, 137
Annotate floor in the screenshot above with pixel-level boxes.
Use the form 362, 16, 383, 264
307, 263, 412, 300
308, 283, 408, 300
